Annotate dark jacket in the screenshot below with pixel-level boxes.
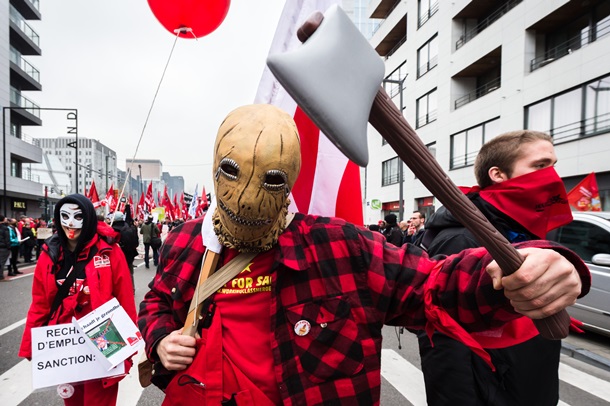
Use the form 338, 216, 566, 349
112, 220, 139, 259
0, 223, 9, 249
382, 223, 403, 247
424, 194, 533, 257
417, 193, 560, 406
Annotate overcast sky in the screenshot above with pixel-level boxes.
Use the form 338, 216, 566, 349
27, 0, 285, 193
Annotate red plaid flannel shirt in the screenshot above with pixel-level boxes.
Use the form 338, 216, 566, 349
138, 214, 589, 405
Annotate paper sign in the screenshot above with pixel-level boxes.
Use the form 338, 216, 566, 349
73, 298, 144, 370
36, 227, 53, 239
31, 324, 125, 390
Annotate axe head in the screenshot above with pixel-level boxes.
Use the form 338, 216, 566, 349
267, 5, 384, 167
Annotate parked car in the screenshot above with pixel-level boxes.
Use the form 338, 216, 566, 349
546, 211, 610, 337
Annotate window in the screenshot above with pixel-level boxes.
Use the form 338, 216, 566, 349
416, 89, 437, 128
11, 158, 22, 178
418, 0, 439, 28
526, 73, 610, 143
450, 118, 500, 169
552, 221, 610, 262
417, 35, 438, 78
382, 157, 400, 186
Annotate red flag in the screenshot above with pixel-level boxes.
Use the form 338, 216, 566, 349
104, 184, 116, 212
254, 0, 363, 225
144, 182, 155, 213
567, 172, 602, 211
137, 192, 146, 219
87, 180, 102, 209
180, 192, 188, 220
162, 185, 174, 221
196, 186, 209, 217
128, 195, 135, 218
173, 193, 181, 220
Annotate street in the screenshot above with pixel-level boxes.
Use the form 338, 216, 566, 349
1, 259, 609, 406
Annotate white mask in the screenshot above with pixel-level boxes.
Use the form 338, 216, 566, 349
60, 203, 84, 229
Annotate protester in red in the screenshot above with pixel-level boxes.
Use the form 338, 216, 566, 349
138, 104, 589, 405
19, 194, 137, 406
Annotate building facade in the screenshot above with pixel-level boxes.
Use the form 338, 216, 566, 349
1, 0, 44, 218
364, 0, 610, 224
36, 137, 117, 198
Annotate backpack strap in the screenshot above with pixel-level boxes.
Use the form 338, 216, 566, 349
44, 246, 98, 326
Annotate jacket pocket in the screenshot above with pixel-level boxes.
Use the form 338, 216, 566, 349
284, 296, 364, 383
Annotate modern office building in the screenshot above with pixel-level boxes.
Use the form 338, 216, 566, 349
36, 137, 117, 198
1, 0, 44, 218
364, 0, 610, 224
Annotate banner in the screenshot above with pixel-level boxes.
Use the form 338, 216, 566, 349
567, 172, 602, 211
31, 324, 125, 389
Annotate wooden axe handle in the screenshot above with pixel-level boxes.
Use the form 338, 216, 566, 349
182, 250, 220, 337
297, 12, 570, 339
370, 88, 570, 339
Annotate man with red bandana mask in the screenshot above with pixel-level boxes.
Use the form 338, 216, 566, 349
415, 130, 573, 406
19, 194, 137, 406
138, 106, 589, 406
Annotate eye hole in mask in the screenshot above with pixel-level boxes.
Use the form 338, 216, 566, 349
263, 170, 287, 192
219, 158, 239, 180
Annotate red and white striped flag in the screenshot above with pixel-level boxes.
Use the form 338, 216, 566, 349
254, 0, 363, 225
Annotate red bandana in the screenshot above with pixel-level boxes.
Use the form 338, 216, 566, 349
459, 167, 573, 238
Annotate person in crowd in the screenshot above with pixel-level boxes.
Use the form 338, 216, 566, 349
137, 104, 588, 405
21, 219, 37, 263
0, 215, 11, 281
19, 194, 136, 406
17, 215, 27, 260
140, 214, 160, 269
382, 213, 403, 246
110, 210, 139, 291
403, 211, 425, 245
414, 130, 573, 406
7, 218, 23, 276
368, 223, 381, 233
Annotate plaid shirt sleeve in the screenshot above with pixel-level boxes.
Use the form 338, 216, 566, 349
358, 226, 590, 331
137, 218, 205, 362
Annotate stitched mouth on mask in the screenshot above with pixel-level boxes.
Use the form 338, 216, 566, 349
219, 200, 271, 227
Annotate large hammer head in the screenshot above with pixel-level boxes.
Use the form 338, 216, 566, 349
266, 5, 384, 167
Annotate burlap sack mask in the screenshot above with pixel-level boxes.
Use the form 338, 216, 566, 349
212, 104, 301, 252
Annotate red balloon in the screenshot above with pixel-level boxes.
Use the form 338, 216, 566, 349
148, 0, 231, 39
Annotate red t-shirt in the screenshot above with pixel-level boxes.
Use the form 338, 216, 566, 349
215, 248, 279, 404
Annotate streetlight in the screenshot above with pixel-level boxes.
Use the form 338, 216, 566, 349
2, 107, 77, 215
382, 76, 407, 221
138, 164, 143, 197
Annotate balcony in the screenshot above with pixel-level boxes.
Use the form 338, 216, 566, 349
454, 0, 522, 50
369, 0, 400, 19
10, 87, 42, 126
10, 0, 41, 20
10, 48, 41, 91
530, 11, 610, 72
374, 14, 407, 58
9, 5, 41, 55
454, 78, 501, 110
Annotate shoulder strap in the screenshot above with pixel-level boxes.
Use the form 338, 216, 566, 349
182, 251, 256, 336
181, 212, 295, 336
45, 246, 98, 326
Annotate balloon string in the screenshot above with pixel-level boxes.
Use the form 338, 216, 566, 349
113, 32, 182, 224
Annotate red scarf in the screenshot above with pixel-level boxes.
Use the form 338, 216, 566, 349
459, 167, 573, 238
